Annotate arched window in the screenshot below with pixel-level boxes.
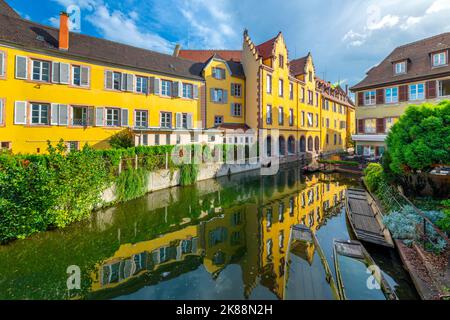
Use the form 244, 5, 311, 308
315, 137, 320, 152
299, 136, 306, 153
266, 136, 272, 157
307, 136, 313, 152
279, 136, 286, 156
287, 136, 295, 155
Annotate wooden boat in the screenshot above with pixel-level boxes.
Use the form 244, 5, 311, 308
333, 239, 398, 300
345, 188, 394, 248
283, 225, 340, 300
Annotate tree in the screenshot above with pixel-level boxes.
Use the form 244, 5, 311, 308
385, 101, 450, 174
109, 129, 134, 149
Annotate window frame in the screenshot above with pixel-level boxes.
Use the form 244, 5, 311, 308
266, 74, 272, 94
182, 83, 193, 99
135, 110, 149, 128
214, 115, 224, 126
31, 103, 50, 125
106, 108, 121, 127
432, 52, 447, 67
364, 91, 376, 106
136, 76, 148, 94
160, 111, 172, 128
364, 118, 377, 134
394, 61, 407, 75
32, 59, 51, 82
409, 83, 425, 101
72, 65, 81, 86
385, 87, 399, 104
232, 103, 242, 117
161, 80, 172, 97
71, 105, 89, 126
278, 79, 284, 97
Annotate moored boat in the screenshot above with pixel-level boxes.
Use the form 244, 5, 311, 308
333, 239, 398, 300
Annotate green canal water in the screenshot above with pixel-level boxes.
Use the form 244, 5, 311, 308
0, 165, 419, 300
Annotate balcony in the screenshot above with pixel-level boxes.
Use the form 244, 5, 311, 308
351, 134, 387, 142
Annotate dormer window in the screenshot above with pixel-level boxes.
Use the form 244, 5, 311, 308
432, 51, 447, 67
395, 61, 406, 74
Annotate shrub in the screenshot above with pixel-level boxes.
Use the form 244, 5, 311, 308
115, 168, 148, 202
179, 163, 199, 186
436, 200, 450, 233
364, 163, 384, 192
109, 130, 134, 149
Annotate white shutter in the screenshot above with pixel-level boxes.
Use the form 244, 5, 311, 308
0, 99, 4, 125
58, 105, 68, 125
121, 73, 127, 91
51, 103, 59, 125
88, 107, 95, 126
80, 66, 90, 87
59, 63, 70, 84
121, 109, 129, 127
178, 81, 183, 98
15, 56, 28, 79
14, 101, 27, 124
154, 78, 161, 95
127, 74, 134, 92
95, 108, 104, 126
105, 71, 113, 89
193, 85, 199, 99
0, 52, 5, 77
52, 62, 60, 83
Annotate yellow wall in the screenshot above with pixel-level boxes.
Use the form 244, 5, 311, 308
0, 45, 202, 154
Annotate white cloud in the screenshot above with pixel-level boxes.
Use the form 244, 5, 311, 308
342, 30, 367, 47
366, 14, 399, 30
426, 0, 450, 14
400, 16, 423, 30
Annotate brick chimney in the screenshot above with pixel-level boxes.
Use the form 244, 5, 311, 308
59, 12, 69, 51
173, 44, 181, 57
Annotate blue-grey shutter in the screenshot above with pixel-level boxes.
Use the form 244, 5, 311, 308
88, 107, 94, 126
148, 77, 155, 94
172, 81, 179, 98
154, 78, 160, 95
105, 71, 113, 89
230, 83, 235, 96
14, 101, 27, 124
81, 66, 90, 87
230, 103, 234, 116
126, 74, 134, 92
187, 113, 193, 129
51, 103, 59, 125
96, 107, 104, 126
142, 77, 149, 94
193, 84, 199, 99
60, 63, 70, 84
52, 62, 60, 83
121, 73, 127, 91
121, 109, 129, 127
15, 56, 28, 79
0, 99, 4, 125
175, 113, 181, 128
223, 90, 228, 104
210, 88, 215, 102
58, 105, 68, 125
0, 52, 4, 77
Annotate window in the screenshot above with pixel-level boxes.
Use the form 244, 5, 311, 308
266, 74, 272, 94
214, 115, 223, 126
136, 76, 148, 94
106, 108, 120, 127
315, 114, 319, 128
332, 103, 336, 112
72, 66, 81, 86
301, 111, 305, 126
161, 80, 172, 96
409, 83, 424, 101
326, 118, 330, 128
433, 52, 447, 67
301, 88, 305, 102
232, 103, 242, 117
385, 117, 396, 132
278, 54, 284, 68
182, 83, 193, 98
0, 142, 11, 150
385, 87, 398, 103
72, 106, 88, 126
289, 83, 293, 100
31, 103, 49, 125
308, 90, 313, 105
266, 105, 272, 124
326, 134, 329, 144
289, 109, 294, 126
364, 119, 376, 134
309, 71, 313, 82
32, 60, 50, 82
364, 91, 376, 105
181, 113, 188, 129
395, 61, 406, 74
211, 88, 225, 103
135, 110, 148, 128
278, 107, 284, 125
67, 141, 79, 152
307, 113, 313, 127
231, 83, 242, 97
438, 79, 450, 97
160, 112, 172, 128
212, 67, 225, 79
278, 79, 284, 97
315, 92, 319, 107
334, 134, 337, 145
113, 72, 121, 90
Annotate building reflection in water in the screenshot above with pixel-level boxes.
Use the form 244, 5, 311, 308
90, 169, 348, 300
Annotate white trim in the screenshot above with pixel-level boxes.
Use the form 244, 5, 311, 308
352, 134, 387, 142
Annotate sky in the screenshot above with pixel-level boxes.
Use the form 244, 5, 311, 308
7, 0, 450, 89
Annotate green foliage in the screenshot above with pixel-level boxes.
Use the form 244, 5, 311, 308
0, 141, 109, 243
318, 159, 360, 167
436, 200, 450, 233
109, 130, 135, 149
385, 101, 450, 174
115, 168, 149, 202
364, 163, 384, 193
179, 163, 199, 186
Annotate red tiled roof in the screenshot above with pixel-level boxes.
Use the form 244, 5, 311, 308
290, 55, 308, 76
178, 50, 242, 62
351, 32, 450, 91
256, 35, 278, 59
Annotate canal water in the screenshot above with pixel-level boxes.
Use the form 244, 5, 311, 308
0, 165, 419, 300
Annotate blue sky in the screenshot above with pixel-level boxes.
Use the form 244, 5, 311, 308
7, 0, 450, 88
